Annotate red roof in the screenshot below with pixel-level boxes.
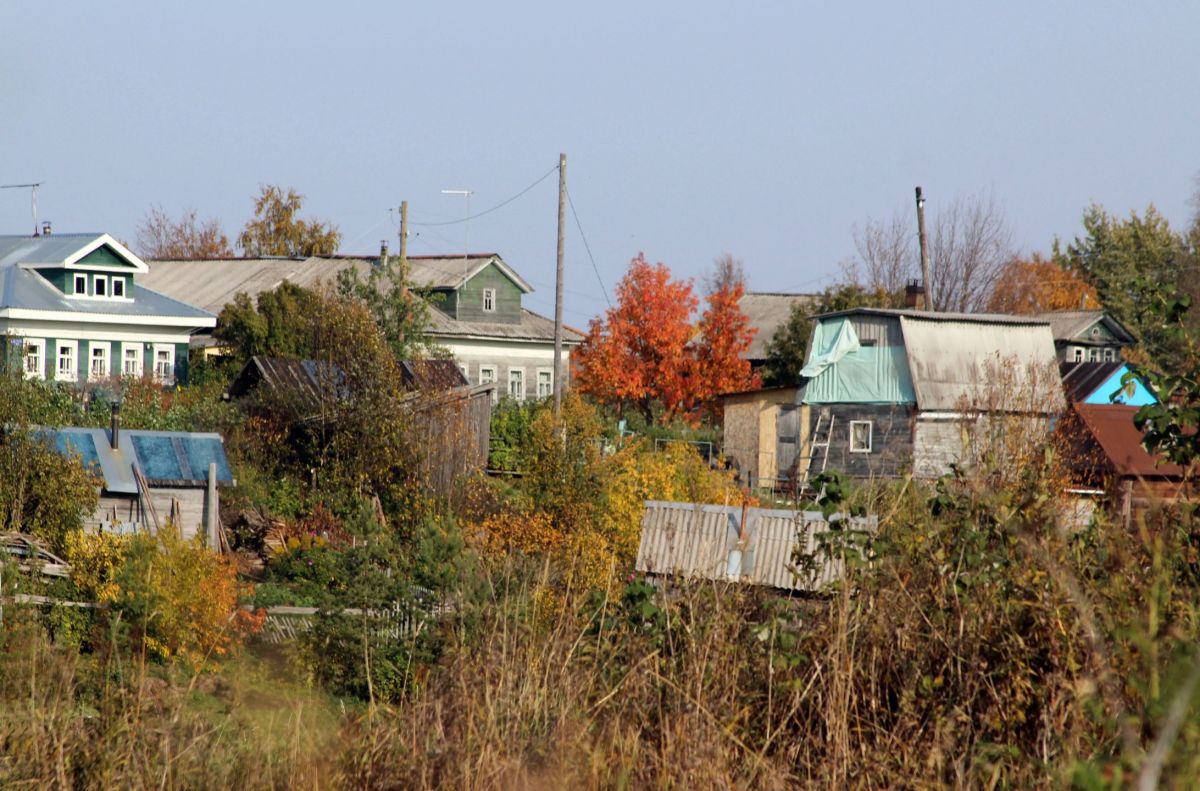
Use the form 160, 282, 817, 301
1073, 404, 1184, 479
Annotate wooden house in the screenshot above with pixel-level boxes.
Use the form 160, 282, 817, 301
1033, 310, 1134, 364
140, 249, 584, 401
0, 231, 216, 385
46, 407, 232, 543
796, 308, 1064, 480
735, 292, 817, 370
1059, 359, 1157, 406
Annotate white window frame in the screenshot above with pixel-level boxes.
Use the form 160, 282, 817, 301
152, 343, 175, 384
536, 367, 553, 398
482, 288, 496, 312
122, 342, 143, 377
56, 340, 78, 382
849, 420, 873, 453
74, 274, 87, 295
89, 343, 109, 380
93, 274, 108, 298
1103, 347, 1116, 362
22, 338, 44, 380
111, 277, 126, 298
1071, 346, 1084, 362
508, 367, 525, 401
1088, 347, 1101, 362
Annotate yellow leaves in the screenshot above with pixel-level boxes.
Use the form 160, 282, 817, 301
65, 530, 129, 603
67, 526, 255, 669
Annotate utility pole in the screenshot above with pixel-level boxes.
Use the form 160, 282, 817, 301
915, 186, 933, 311
553, 153, 566, 416
398, 200, 409, 278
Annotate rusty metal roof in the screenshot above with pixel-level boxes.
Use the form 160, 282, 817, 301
635, 501, 876, 592
400, 359, 468, 390
1072, 404, 1184, 479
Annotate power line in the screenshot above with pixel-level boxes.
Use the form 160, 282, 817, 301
410, 165, 559, 227
565, 185, 611, 308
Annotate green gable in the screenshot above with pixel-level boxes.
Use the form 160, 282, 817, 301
79, 244, 138, 268
455, 262, 523, 324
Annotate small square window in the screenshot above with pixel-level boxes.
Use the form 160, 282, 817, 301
849, 420, 873, 453
1071, 347, 1084, 362
112, 278, 125, 298
74, 274, 87, 295
482, 288, 496, 312
1103, 347, 1116, 362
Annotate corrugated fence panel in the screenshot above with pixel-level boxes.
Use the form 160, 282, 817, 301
637, 502, 876, 592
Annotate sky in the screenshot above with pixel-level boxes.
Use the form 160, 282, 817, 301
4, 2, 1200, 328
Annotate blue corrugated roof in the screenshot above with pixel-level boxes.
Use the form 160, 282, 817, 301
42, 427, 233, 492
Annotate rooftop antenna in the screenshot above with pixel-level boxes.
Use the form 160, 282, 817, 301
441, 188, 472, 281
0, 182, 42, 236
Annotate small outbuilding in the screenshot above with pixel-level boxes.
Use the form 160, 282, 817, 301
46, 407, 233, 543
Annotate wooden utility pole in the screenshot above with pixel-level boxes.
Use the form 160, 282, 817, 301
399, 200, 409, 267
553, 153, 566, 416
915, 186, 933, 311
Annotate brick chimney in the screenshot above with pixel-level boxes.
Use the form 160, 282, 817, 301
904, 280, 926, 310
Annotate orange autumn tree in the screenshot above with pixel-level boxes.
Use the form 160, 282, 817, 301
574, 252, 757, 423
696, 254, 760, 406
986, 254, 1100, 314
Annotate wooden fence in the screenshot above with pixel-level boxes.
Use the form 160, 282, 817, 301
249, 601, 454, 645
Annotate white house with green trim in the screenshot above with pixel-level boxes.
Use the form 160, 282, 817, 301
0, 233, 216, 384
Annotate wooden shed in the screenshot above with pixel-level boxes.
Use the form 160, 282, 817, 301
46, 413, 232, 543
719, 385, 803, 490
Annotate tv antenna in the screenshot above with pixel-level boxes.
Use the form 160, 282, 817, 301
0, 182, 43, 236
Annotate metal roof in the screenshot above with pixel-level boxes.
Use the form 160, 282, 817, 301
815, 307, 1048, 326
0, 233, 212, 324
898, 314, 1065, 412
140, 252, 534, 315
737, 292, 818, 360
1072, 404, 1183, 479
636, 501, 876, 592
44, 427, 233, 493
425, 306, 584, 344
400, 359, 469, 389
1031, 310, 1135, 345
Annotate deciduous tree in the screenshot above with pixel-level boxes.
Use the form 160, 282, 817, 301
135, 205, 233, 259
574, 254, 697, 423
237, 185, 342, 257
695, 254, 759, 403
985, 254, 1099, 314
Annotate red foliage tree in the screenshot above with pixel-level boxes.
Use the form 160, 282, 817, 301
696, 255, 759, 406
574, 253, 757, 423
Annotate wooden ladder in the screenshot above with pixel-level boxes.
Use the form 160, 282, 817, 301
797, 409, 835, 494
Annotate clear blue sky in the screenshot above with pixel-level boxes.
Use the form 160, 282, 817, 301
4, 2, 1199, 327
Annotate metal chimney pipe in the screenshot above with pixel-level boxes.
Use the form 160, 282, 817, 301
110, 401, 121, 450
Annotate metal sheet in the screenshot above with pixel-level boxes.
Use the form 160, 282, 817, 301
899, 315, 1065, 413
636, 501, 876, 592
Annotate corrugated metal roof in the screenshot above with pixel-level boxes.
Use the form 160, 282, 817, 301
816, 307, 1046, 326
899, 315, 1065, 413
635, 501, 876, 591
1072, 404, 1184, 479
738, 292, 818, 360
0, 234, 108, 267
425, 306, 583, 343
44, 427, 233, 493
140, 253, 532, 315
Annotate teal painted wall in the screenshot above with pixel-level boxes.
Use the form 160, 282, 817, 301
80, 245, 136, 268
456, 264, 522, 324
37, 268, 131, 297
